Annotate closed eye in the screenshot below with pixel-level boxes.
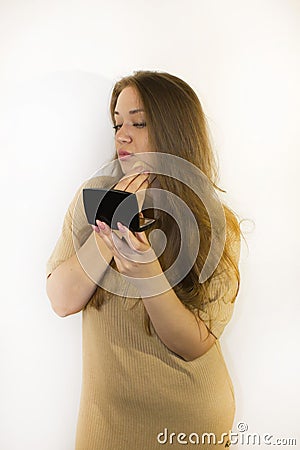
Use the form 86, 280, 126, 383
133, 122, 146, 128
112, 124, 122, 132
112, 122, 147, 133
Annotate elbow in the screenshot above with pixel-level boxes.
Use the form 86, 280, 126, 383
183, 354, 201, 362
46, 276, 77, 318
181, 351, 207, 363
51, 304, 70, 318
178, 335, 217, 362
48, 294, 71, 318
48, 294, 81, 317
49, 298, 81, 317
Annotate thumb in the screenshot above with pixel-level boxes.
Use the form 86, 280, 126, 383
134, 230, 149, 245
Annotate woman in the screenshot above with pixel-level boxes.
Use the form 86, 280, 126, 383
46, 71, 242, 449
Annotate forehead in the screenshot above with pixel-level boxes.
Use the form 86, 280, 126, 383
114, 86, 143, 113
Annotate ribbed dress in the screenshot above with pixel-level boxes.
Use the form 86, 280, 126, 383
46, 176, 240, 450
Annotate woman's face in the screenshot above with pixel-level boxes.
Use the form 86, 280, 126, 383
114, 86, 154, 173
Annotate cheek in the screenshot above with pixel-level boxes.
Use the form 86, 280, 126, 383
134, 136, 147, 153
141, 132, 153, 152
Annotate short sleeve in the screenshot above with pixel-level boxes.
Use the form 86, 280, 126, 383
46, 175, 117, 278
195, 232, 241, 339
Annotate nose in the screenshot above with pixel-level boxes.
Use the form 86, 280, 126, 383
116, 126, 132, 144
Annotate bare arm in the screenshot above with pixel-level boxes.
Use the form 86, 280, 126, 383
95, 219, 240, 361
46, 232, 113, 317
92, 217, 216, 361
141, 231, 241, 361
142, 286, 216, 362
46, 170, 152, 317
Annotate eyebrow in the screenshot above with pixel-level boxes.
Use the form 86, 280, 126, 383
114, 108, 145, 115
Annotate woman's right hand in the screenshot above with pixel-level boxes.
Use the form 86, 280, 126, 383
92, 170, 152, 236
113, 170, 151, 212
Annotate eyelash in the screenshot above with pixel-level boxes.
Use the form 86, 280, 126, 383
112, 122, 147, 133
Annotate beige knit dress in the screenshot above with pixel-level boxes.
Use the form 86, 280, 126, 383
46, 176, 240, 450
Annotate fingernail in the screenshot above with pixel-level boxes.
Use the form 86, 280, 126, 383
117, 222, 126, 232
96, 220, 106, 230
92, 224, 99, 232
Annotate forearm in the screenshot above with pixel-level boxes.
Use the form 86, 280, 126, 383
46, 231, 114, 317
141, 279, 215, 361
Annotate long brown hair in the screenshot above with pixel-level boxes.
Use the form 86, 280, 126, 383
88, 70, 244, 335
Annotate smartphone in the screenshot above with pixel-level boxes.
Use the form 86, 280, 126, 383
83, 188, 156, 232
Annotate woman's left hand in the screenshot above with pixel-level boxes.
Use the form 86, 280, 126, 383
92, 219, 164, 281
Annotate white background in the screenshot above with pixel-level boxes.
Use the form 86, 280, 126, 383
1, 0, 299, 449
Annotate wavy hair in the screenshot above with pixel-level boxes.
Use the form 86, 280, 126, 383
88, 70, 245, 335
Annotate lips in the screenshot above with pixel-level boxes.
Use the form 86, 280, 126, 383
118, 150, 132, 157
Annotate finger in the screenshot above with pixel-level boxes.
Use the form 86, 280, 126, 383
124, 173, 150, 193
117, 169, 149, 187
137, 178, 149, 189
134, 230, 150, 245
96, 220, 124, 241
147, 175, 157, 186
133, 175, 150, 193
116, 222, 157, 264
96, 220, 130, 258
95, 221, 117, 253
114, 171, 143, 188
117, 222, 149, 253
112, 173, 138, 190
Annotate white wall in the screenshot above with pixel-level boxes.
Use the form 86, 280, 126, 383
1, 0, 299, 448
